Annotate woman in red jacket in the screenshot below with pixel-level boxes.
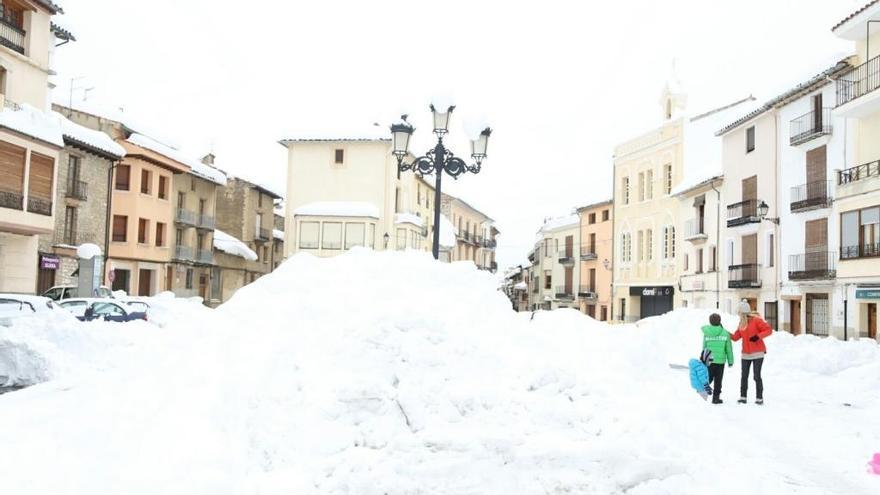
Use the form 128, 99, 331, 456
731, 300, 773, 405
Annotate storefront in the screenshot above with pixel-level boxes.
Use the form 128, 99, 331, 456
630, 286, 675, 319
855, 288, 879, 339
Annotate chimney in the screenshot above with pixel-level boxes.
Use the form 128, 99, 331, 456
202, 153, 215, 166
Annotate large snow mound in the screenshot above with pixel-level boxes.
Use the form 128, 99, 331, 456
1, 250, 879, 494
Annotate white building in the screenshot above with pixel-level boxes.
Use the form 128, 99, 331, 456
529, 214, 580, 311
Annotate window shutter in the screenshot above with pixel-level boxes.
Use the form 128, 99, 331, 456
28, 152, 54, 201
0, 141, 26, 196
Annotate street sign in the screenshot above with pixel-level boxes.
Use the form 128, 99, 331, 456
855, 289, 880, 299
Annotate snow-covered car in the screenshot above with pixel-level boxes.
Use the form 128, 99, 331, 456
0, 294, 66, 327
41, 285, 113, 301
58, 298, 148, 323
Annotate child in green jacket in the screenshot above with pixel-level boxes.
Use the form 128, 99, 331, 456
702, 313, 734, 404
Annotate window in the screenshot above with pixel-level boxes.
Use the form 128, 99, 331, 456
602, 209, 609, 221
258, 192, 263, 208
138, 218, 149, 244
588, 213, 596, 224
140, 169, 152, 194
176, 228, 184, 246
726, 239, 734, 267
68, 155, 81, 183
746, 126, 755, 153
841, 206, 879, 259
0, 3, 24, 29
63, 206, 77, 244
112, 215, 128, 242
646, 229, 653, 261
396, 228, 406, 250
709, 245, 716, 271
662, 226, 670, 259
368, 224, 376, 249
263, 246, 268, 263
622, 177, 630, 205
322, 222, 342, 249
764, 302, 778, 331
646, 169, 654, 200
115, 165, 131, 191
621, 232, 632, 262
190, 177, 196, 192
638, 172, 645, 201
185, 269, 193, 290
155, 222, 166, 247
334, 149, 344, 164
767, 233, 775, 267
158, 176, 168, 200
600, 306, 608, 321
664, 163, 672, 195
684, 253, 689, 271
544, 271, 552, 290
197, 233, 205, 250
302, 222, 323, 249
696, 248, 703, 273
345, 223, 365, 249
177, 191, 186, 209
637, 231, 644, 261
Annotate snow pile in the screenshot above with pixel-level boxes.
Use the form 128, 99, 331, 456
0, 103, 64, 147
273, 228, 284, 241
394, 212, 423, 227
294, 201, 380, 218
1, 251, 879, 494
213, 229, 257, 261
127, 133, 227, 185
53, 111, 126, 158
75, 243, 101, 260
439, 213, 456, 248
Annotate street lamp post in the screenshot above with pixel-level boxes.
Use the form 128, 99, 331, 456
391, 104, 491, 260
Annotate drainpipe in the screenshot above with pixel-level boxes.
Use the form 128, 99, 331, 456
103, 160, 120, 286
710, 179, 721, 309
610, 155, 617, 321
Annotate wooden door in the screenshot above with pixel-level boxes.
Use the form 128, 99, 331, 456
812, 94, 823, 132
806, 146, 827, 185
805, 218, 828, 272
198, 274, 208, 299
742, 176, 757, 201
165, 266, 173, 291
742, 234, 758, 265
138, 269, 152, 296
565, 235, 573, 258
589, 268, 596, 291
790, 300, 801, 335
564, 267, 573, 293
589, 233, 596, 253
869, 304, 877, 339
36, 265, 55, 294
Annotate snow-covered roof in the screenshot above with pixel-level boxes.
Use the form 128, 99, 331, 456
294, 201, 380, 219
273, 229, 284, 241
670, 174, 723, 197
394, 212, 424, 227
439, 214, 456, 249
0, 103, 64, 147
540, 214, 580, 234
213, 229, 257, 261
513, 281, 528, 291
127, 133, 227, 186
279, 124, 391, 144
53, 111, 125, 159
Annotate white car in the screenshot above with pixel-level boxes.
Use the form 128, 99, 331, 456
58, 298, 149, 323
41, 285, 113, 301
0, 294, 69, 327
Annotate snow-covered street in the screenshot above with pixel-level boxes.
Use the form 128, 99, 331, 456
1, 250, 879, 494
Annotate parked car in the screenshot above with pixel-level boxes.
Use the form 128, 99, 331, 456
58, 298, 148, 323
0, 294, 69, 327
41, 285, 113, 302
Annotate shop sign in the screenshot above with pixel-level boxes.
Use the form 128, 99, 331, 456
855, 289, 880, 299
40, 255, 60, 270
629, 286, 674, 297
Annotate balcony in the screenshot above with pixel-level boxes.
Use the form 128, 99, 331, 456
0, 18, 25, 55
255, 228, 271, 242
838, 160, 879, 186
197, 214, 215, 230
197, 249, 214, 264
483, 238, 497, 249
0, 189, 22, 210
175, 208, 197, 226
555, 286, 575, 300
532, 282, 539, 294
580, 246, 597, 260
65, 179, 88, 201
727, 199, 760, 227
728, 263, 761, 289
174, 245, 194, 261
558, 252, 576, 265
788, 251, 836, 280
790, 180, 831, 212
684, 217, 707, 241
841, 242, 880, 260
836, 55, 880, 113
578, 285, 597, 299
528, 251, 536, 263
789, 108, 832, 146
27, 197, 51, 216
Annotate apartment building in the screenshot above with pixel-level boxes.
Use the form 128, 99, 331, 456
441, 194, 498, 271
674, 175, 724, 311
831, 3, 880, 339
503, 265, 529, 312
575, 200, 613, 320
528, 214, 580, 311
0, 0, 67, 293
214, 175, 283, 287
36, 113, 126, 293
612, 78, 755, 321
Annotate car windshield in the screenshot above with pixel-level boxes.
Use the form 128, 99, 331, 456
96, 288, 113, 298
60, 300, 89, 317
42, 287, 63, 301
0, 299, 36, 317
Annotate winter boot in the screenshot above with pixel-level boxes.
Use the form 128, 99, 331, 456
712, 398, 723, 404
755, 398, 763, 405
737, 397, 747, 404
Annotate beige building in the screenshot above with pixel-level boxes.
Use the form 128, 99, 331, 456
575, 200, 613, 320
0, 0, 67, 293
528, 214, 580, 311
441, 194, 498, 271
831, 4, 880, 339
612, 78, 755, 322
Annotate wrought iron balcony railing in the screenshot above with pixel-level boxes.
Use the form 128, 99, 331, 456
580, 246, 597, 260
558, 252, 576, 265
197, 214, 215, 230
728, 263, 761, 289
841, 242, 880, 260
27, 197, 52, 216
788, 251, 836, 280
0, 17, 25, 55
727, 199, 760, 227
790, 180, 831, 212
255, 228, 271, 241
66, 179, 87, 201
532, 281, 539, 294
578, 285, 597, 298
197, 249, 214, 264
174, 245, 194, 261
175, 208, 197, 225
684, 217, 707, 239
838, 160, 880, 185
555, 286, 575, 299
789, 108, 832, 146
836, 55, 880, 107
0, 189, 22, 210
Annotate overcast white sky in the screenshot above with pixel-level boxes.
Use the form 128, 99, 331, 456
52, 0, 863, 269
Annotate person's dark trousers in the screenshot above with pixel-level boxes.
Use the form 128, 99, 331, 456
741, 358, 764, 400
708, 363, 725, 402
